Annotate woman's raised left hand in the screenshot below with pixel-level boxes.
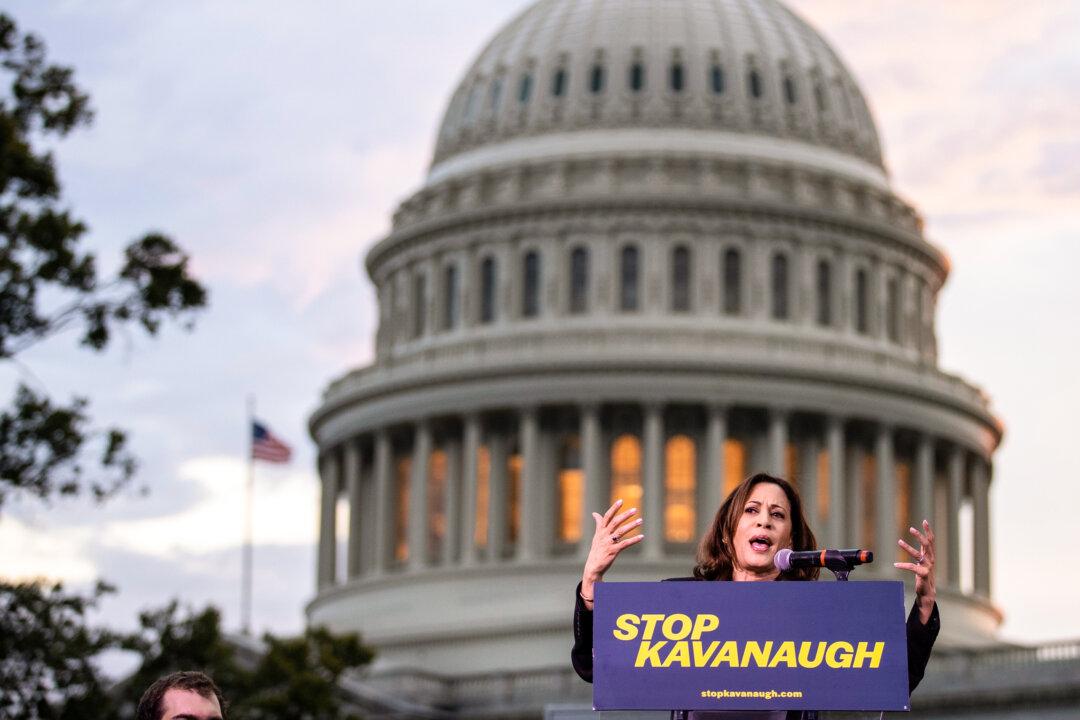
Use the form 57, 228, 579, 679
894, 519, 937, 625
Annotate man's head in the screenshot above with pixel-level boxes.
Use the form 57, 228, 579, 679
136, 671, 225, 720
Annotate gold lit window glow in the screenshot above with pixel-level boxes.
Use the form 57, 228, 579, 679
474, 445, 490, 548
558, 435, 583, 543
610, 434, 642, 537
723, 438, 746, 496
394, 457, 411, 562
428, 449, 448, 558
664, 435, 696, 542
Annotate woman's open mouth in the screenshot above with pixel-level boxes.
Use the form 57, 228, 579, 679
749, 535, 773, 553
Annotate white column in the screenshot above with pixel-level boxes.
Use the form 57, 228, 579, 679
344, 439, 363, 580
579, 404, 603, 558
826, 416, 845, 548
317, 450, 339, 590
701, 405, 727, 537
946, 445, 965, 588
488, 432, 508, 561
408, 421, 432, 571
517, 406, 540, 561
460, 414, 481, 566
442, 438, 462, 566
914, 434, 934, 530
767, 409, 788, 477
643, 403, 664, 560
973, 457, 991, 597
875, 424, 896, 570
371, 431, 391, 574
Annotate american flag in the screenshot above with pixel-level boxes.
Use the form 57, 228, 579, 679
252, 421, 292, 463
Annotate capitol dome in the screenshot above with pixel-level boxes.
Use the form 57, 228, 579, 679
308, 1, 1003, 715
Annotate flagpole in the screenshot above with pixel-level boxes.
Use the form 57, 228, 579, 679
242, 394, 255, 636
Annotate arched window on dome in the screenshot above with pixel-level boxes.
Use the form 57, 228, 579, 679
748, 68, 763, 99
518, 73, 533, 104
522, 250, 541, 318
489, 77, 503, 113
670, 62, 685, 93
664, 434, 696, 543
671, 245, 692, 312
816, 259, 832, 327
569, 246, 589, 314
610, 434, 642, 533
784, 75, 798, 105
480, 256, 497, 324
620, 244, 640, 312
854, 268, 870, 335
557, 434, 583, 544
722, 247, 742, 316
711, 64, 725, 95
629, 62, 645, 92
590, 63, 605, 94
814, 81, 828, 112
771, 252, 790, 320
886, 276, 901, 343
442, 263, 459, 330
552, 67, 567, 98
412, 271, 427, 338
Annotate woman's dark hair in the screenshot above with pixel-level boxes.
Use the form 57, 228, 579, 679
136, 670, 226, 720
693, 472, 818, 581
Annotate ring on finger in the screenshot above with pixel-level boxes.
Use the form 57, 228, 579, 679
611, 534, 620, 543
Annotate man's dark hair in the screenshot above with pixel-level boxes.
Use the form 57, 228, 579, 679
136, 671, 226, 720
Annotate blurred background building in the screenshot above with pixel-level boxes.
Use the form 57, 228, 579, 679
306, 0, 1077, 717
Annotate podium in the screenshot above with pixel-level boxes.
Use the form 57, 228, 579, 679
592, 582, 911, 714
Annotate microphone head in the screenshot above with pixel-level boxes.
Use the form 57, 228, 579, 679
774, 548, 793, 572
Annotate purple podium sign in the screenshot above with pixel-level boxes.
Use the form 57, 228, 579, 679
593, 581, 910, 712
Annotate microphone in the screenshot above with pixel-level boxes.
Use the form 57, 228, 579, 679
774, 548, 873, 572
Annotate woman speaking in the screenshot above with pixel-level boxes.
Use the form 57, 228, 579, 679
571, 472, 940, 717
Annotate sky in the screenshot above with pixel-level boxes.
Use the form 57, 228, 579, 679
1, 0, 1078, 651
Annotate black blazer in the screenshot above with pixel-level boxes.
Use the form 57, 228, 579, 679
571, 577, 940, 720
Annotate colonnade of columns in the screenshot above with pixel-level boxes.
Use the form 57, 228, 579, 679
316, 403, 993, 599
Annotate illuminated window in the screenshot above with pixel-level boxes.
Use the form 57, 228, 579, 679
620, 245, 639, 311
474, 445, 490, 548
860, 453, 876, 550
723, 438, 746, 497
522, 251, 541, 318
394, 457, 412, 563
569, 246, 589, 314
480, 256, 497, 324
443, 264, 458, 330
771, 253, 789, 320
723, 248, 741, 315
610, 434, 642, 537
816, 259, 832, 327
817, 447, 831, 518
508, 452, 523, 545
785, 442, 798, 481
854, 268, 869, 334
671, 245, 691, 312
664, 435, 696, 542
558, 435, 583, 543
428, 449, 448, 561
895, 460, 911, 562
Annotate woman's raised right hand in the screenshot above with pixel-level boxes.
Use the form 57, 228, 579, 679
580, 499, 645, 609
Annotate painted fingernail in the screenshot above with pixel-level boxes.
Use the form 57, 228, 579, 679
893, 563, 901, 568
